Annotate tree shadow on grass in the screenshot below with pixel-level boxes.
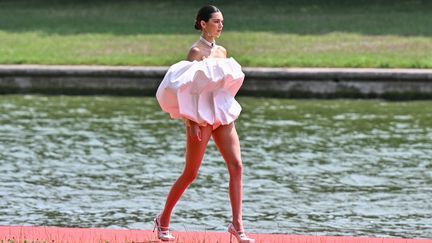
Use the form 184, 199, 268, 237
0, 0, 431, 36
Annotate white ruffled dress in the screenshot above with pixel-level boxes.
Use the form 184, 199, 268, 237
156, 57, 245, 129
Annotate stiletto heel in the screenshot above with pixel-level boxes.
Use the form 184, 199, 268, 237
153, 214, 175, 242
227, 223, 255, 243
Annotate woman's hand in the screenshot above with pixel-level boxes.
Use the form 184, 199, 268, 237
190, 123, 202, 142
185, 119, 202, 142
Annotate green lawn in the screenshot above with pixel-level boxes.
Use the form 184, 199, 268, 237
1, 0, 432, 67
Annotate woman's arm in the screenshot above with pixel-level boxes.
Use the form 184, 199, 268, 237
187, 47, 202, 61
209, 45, 227, 58
184, 47, 203, 142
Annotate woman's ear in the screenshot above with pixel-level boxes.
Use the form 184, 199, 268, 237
200, 20, 206, 30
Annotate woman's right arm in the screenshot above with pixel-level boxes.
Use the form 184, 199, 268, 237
187, 47, 201, 61
185, 47, 203, 142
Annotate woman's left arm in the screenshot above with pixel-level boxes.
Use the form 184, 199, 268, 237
209, 45, 227, 58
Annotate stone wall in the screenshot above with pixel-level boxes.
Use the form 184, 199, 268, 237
1, 65, 432, 99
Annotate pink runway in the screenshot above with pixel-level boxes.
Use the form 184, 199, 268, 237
1, 226, 431, 243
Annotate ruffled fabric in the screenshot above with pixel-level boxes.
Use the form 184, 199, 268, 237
156, 57, 244, 126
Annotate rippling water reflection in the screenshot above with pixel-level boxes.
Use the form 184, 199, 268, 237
0, 95, 431, 238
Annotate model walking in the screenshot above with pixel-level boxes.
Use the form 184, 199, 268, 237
155, 5, 254, 243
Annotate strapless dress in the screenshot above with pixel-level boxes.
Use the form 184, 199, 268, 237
156, 57, 244, 129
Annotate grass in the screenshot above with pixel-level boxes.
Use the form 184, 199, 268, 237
0, 0, 432, 67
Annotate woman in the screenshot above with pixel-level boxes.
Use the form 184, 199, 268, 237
154, 5, 254, 243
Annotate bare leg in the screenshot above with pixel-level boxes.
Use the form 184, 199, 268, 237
212, 123, 244, 232
159, 124, 213, 228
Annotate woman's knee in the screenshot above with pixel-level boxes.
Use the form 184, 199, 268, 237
180, 168, 200, 184
228, 159, 243, 176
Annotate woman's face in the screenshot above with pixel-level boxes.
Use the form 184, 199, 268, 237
202, 12, 224, 38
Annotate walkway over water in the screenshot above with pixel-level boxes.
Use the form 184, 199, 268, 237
1, 226, 431, 243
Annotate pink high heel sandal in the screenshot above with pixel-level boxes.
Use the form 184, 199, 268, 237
153, 215, 175, 242
227, 223, 255, 243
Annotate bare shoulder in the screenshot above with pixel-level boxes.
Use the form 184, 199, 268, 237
209, 45, 227, 58
217, 45, 227, 53
187, 47, 202, 61
216, 45, 227, 57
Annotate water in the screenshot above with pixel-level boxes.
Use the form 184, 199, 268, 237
0, 95, 431, 239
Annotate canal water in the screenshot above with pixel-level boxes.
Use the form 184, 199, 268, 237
0, 95, 431, 238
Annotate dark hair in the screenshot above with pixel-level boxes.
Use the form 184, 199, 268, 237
194, 5, 220, 30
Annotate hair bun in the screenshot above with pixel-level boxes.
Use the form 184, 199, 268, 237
194, 20, 201, 30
